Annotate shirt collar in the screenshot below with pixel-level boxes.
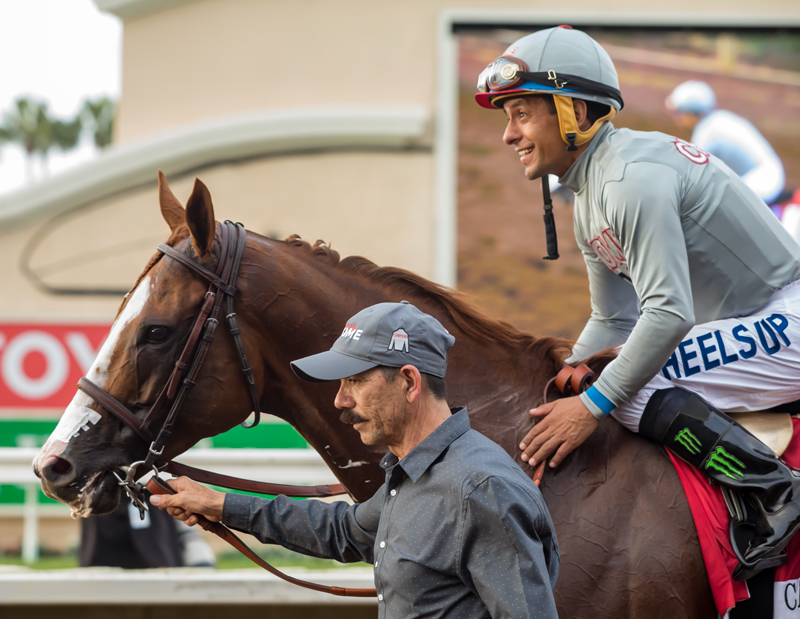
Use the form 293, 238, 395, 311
380, 407, 470, 483
559, 121, 614, 193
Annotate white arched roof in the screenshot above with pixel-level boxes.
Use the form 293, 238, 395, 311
0, 107, 431, 230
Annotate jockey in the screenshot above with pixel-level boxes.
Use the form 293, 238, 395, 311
666, 80, 786, 205
476, 25, 800, 579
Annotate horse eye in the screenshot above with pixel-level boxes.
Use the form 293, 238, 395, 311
145, 326, 171, 343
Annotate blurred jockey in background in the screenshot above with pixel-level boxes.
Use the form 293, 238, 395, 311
666, 80, 786, 206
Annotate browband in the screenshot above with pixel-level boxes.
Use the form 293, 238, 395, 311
157, 244, 237, 296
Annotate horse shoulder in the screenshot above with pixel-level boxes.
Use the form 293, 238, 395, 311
541, 422, 714, 618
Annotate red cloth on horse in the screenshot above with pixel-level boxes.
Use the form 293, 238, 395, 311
671, 418, 800, 618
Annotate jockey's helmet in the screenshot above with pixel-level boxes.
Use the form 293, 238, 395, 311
665, 81, 717, 116
475, 26, 624, 151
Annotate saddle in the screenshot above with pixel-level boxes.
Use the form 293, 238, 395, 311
733, 411, 794, 457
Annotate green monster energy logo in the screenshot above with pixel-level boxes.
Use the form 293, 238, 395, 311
675, 428, 701, 454
705, 447, 745, 480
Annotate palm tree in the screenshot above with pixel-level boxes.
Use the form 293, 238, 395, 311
2, 98, 50, 182
82, 97, 115, 149
0, 125, 9, 162
1, 97, 85, 182
52, 116, 83, 153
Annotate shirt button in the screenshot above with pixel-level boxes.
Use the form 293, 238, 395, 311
390, 489, 397, 497
380, 541, 386, 548
378, 594, 384, 601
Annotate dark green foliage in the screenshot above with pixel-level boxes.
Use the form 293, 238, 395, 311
0, 95, 116, 180
81, 96, 115, 149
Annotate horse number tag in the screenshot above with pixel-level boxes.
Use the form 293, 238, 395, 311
388, 328, 409, 353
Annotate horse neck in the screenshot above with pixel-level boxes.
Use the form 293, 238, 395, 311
237, 237, 564, 496
431, 319, 562, 459
236, 240, 392, 498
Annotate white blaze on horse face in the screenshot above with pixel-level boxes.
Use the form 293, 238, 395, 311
35, 277, 152, 467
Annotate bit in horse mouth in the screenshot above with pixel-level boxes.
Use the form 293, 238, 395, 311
70, 470, 112, 518
86, 471, 104, 492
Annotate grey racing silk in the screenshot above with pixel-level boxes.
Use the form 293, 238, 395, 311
222, 408, 559, 619
560, 122, 800, 417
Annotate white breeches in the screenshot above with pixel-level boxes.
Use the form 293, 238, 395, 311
614, 280, 800, 433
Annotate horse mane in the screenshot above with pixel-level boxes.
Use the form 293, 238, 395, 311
281, 235, 591, 371
121, 228, 617, 376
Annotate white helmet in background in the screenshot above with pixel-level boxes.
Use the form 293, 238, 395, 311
665, 81, 717, 116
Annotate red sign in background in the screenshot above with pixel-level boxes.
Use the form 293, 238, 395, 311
0, 324, 110, 409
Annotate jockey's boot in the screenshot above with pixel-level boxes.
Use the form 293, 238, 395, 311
640, 387, 800, 578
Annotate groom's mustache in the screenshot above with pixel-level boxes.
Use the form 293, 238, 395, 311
339, 410, 367, 425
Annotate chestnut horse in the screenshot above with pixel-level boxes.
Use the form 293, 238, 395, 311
33, 175, 714, 618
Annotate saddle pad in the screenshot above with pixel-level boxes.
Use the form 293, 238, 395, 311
671, 417, 800, 618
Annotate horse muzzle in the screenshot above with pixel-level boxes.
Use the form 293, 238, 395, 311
33, 444, 123, 517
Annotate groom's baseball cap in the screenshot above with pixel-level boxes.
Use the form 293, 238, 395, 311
290, 301, 456, 382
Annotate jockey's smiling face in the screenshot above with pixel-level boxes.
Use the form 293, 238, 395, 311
502, 95, 588, 180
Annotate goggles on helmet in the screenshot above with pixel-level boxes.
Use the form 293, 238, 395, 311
476, 55, 624, 110
477, 56, 531, 93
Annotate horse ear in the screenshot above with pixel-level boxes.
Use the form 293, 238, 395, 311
185, 178, 216, 256
158, 170, 185, 233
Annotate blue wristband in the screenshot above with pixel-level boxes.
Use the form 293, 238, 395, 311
585, 385, 615, 416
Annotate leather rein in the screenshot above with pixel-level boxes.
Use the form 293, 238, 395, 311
75, 221, 372, 597
531, 363, 596, 485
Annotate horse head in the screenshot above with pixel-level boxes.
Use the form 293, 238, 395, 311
33, 173, 264, 516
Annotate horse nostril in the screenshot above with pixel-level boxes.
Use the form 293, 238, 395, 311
41, 456, 77, 487
51, 458, 72, 474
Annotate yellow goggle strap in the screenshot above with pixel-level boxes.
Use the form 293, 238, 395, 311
553, 95, 616, 151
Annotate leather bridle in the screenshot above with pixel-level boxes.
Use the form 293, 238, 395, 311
74, 221, 374, 597
77, 221, 264, 505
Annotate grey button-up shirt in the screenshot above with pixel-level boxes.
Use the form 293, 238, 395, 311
222, 408, 559, 618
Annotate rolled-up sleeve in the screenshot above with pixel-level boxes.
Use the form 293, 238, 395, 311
221, 488, 382, 564
458, 476, 559, 619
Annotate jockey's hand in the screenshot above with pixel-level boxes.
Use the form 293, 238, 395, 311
519, 395, 599, 468
148, 476, 225, 526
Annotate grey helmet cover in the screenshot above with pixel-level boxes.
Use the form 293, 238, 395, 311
476, 26, 623, 111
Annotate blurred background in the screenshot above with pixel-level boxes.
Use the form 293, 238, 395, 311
0, 1, 798, 617
458, 27, 800, 337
